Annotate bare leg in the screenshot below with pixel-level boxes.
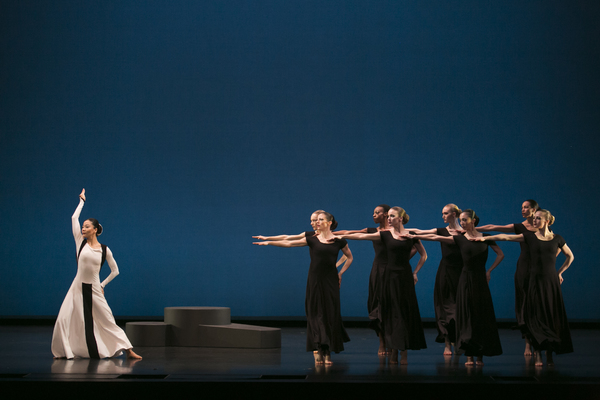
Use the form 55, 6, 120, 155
126, 348, 142, 359
389, 349, 398, 364
465, 356, 475, 366
534, 350, 543, 367
378, 333, 387, 355
323, 349, 332, 365
546, 351, 554, 366
524, 337, 532, 356
444, 338, 452, 355
313, 350, 323, 364
399, 350, 408, 365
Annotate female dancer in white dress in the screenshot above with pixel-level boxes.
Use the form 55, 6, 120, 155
51, 189, 141, 359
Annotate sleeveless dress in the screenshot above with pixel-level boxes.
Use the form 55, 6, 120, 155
379, 231, 427, 350
305, 235, 350, 352
433, 228, 463, 343
51, 199, 132, 359
366, 227, 387, 334
513, 223, 533, 329
522, 232, 573, 354
453, 234, 502, 357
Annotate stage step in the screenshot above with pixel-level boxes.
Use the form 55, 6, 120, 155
125, 307, 281, 348
165, 306, 231, 346
197, 323, 281, 349
125, 322, 168, 347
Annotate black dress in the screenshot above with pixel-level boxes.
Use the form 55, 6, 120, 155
379, 231, 427, 351
305, 235, 350, 353
513, 223, 533, 328
453, 234, 503, 357
522, 232, 573, 354
366, 227, 387, 334
433, 228, 463, 344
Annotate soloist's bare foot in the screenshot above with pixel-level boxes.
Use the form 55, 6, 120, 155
534, 351, 543, 367
126, 349, 142, 359
400, 350, 408, 365
465, 356, 475, 366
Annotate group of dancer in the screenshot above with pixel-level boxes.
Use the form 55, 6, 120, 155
49, 190, 573, 368
253, 200, 574, 367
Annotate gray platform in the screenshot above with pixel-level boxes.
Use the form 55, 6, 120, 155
126, 306, 280, 349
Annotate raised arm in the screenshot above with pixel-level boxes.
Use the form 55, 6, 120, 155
486, 243, 504, 283
557, 243, 574, 284
337, 232, 381, 241
253, 238, 308, 247
72, 189, 86, 249
477, 224, 515, 233
412, 241, 428, 284
338, 245, 353, 287
252, 232, 307, 241
101, 247, 120, 289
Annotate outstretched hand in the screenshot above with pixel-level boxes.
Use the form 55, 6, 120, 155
79, 188, 86, 202
400, 232, 414, 239
252, 235, 266, 240
253, 242, 268, 246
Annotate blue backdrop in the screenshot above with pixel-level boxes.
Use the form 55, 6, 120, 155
1, 1, 598, 320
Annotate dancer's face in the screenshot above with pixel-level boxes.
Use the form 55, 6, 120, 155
387, 209, 402, 228
521, 201, 535, 218
310, 213, 319, 231
373, 207, 387, 224
81, 219, 97, 238
459, 213, 474, 230
316, 213, 332, 231
532, 211, 547, 229
442, 206, 455, 224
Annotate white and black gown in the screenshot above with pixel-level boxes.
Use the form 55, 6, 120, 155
51, 199, 133, 359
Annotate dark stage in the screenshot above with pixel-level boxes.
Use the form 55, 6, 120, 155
1, 324, 599, 399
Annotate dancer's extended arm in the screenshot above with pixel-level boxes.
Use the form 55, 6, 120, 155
477, 224, 515, 233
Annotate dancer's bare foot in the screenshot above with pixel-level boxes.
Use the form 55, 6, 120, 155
444, 339, 452, 355
534, 351, 543, 367
313, 350, 323, 364
389, 349, 398, 364
400, 350, 408, 365
546, 351, 554, 366
378, 334, 387, 355
126, 348, 142, 359
465, 356, 475, 366
475, 356, 484, 367
524, 339, 532, 356
323, 350, 332, 365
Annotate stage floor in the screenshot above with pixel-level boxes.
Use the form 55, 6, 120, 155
1, 325, 599, 399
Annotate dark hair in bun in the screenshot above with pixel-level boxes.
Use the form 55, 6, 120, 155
86, 218, 103, 236
319, 211, 338, 230
377, 204, 391, 213
462, 209, 480, 227
524, 199, 540, 212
